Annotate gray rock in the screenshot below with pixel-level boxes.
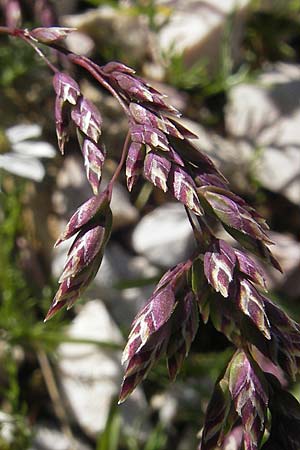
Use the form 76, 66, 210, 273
57, 300, 149, 438
64, 31, 95, 57
110, 176, 139, 229
52, 155, 89, 218
265, 232, 300, 299
132, 202, 194, 268
226, 63, 300, 204
157, 0, 250, 72
53, 155, 138, 230
12, 141, 56, 158
30, 424, 91, 450
93, 243, 158, 324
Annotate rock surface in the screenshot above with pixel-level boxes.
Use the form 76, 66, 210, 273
53, 155, 138, 231
226, 63, 300, 204
157, 0, 250, 72
132, 202, 194, 268
57, 300, 149, 438
265, 232, 300, 299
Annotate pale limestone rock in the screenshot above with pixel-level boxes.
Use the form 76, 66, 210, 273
158, 0, 250, 72
226, 63, 300, 204
57, 300, 148, 438
0, 154, 45, 181
64, 31, 95, 56
131, 202, 195, 267
92, 243, 158, 325
266, 232, 300, 299
52, 155, 138, 230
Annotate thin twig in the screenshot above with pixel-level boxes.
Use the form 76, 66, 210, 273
69, 53, 130, 116
20, 35, 58, 73
37, 349, 77, 450
185, 206, 203, 243
48, 43, 130, 116
109, 130, 131, 191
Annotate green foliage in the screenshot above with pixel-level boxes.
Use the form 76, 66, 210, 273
84, 0, 119, 7
0, 178, 62, 448
0, 37, 39, 87
97, 404, 122, 450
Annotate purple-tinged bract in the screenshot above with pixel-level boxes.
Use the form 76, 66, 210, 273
264, 299, 300, 380
54, 97, 70, 154
200, 187, 271, 244
167, 291, 199, 380
71, 96, 102, 143
130, 124, 170, 151
204, 239, 236, 298
228, 350, 269, 450
29, 27, 75, 44
209, 294, 242, 346
129, 103, 184, 139
236, 277, 271, 340
81, 138, 106, 195
59, 224, 106, 282
126, 142, 145, 191
199, 374, 234, 450
102, 61, 136, 74
168, 165, 203, 215
53, 72, 80, 106
143, 151, 171, 192
122, 284, 176, 366
120, 261, 192, 402
46, 204, 112, 321
234, 249, 267, 291
55, 189, 111, 246
262, 375, 300, 450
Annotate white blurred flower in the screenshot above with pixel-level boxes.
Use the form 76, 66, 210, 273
0, 124, 56, 181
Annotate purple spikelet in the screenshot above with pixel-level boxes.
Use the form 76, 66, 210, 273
228, 351, 269, 450
45, 189, 112, 320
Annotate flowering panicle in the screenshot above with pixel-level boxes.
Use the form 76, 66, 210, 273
53, 72, 105, 195
119, 261, 199, 402
4, 25, 300, 449
201, 350, 269, 450
45, 190, 112, 321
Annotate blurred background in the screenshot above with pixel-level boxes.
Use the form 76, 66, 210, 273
0, 0, 300, 449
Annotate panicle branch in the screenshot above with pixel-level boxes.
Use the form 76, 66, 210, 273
3, 23, 300, 450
